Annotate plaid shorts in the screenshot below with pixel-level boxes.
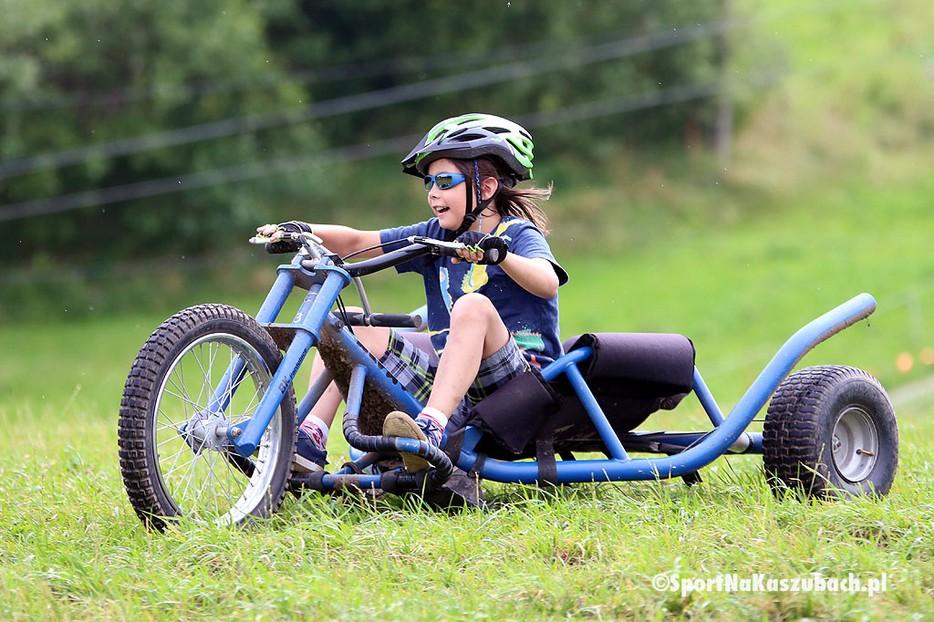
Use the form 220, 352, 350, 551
378, 330, 531, 407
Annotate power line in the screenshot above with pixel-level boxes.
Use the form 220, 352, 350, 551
0, 19, 737, 181
6, 33, 914, 224
518, 82, 727, 130
0, 0, 872, 114
0, 0, 877, 179
0, 23, 713, 113
0, 0, 895, 221
0, 80, 737, 223
0, 134, 416, 222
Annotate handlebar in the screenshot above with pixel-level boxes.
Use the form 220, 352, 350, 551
338, 242, 434, 277
250, 230, 468, 328
337, 235, 505, 274
252, 230, 470, 278
255, 227, 504, 279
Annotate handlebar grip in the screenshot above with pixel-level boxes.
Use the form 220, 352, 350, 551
265, 238, 302, 254
342, 312, 424, 329
264, 221, 314, 254
478, 236, 507, 264
447, 232, 508, 265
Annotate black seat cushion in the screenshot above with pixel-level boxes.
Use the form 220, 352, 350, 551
561, 332, 695, 397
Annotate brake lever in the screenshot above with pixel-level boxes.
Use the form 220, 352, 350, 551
250, 229, 324, 246
298, 232, 325, 260
408, 235, 467, 256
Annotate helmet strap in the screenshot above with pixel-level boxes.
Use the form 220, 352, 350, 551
453, 159, 498, 238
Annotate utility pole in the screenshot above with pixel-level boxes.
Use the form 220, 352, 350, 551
714, 0, 733, 168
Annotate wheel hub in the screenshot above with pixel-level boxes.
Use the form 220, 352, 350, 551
180, 410, 231, 454
831, 405, 879, 483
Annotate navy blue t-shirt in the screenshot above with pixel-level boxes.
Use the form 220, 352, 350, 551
379, 216, 569, 368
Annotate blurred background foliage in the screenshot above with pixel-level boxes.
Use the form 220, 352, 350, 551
0, 0, 932, 321
1, 0, 722, 261
0, 0, 323, 258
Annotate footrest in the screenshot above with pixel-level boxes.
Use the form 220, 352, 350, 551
289, 470, 328, 493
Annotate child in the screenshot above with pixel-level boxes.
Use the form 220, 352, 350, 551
258, 113, 567, 472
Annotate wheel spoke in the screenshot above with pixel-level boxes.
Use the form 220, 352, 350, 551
208, 451, 230, 515
190, 343, 211, 408
157, 435, 184, 449
165, 374, 195, 420
223, 347, 236, 416
178, 435, 207, 505
217, 452, 240, 503
161, 388, 206, 413
230, 383, 263, 423
194, 450, 221, 515
207, 450, 220, 517
160, 442, 191, 467
175, 358, 199, 415
162, 448, 197, 479
155, 421, 186, 434
155, 407, 184, 430
206, 342, 221, 406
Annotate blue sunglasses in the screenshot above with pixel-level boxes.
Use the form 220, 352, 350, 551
423, 172, 466, 192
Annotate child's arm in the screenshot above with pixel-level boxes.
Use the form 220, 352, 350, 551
308, 224, 383, 257
498, 254, 560, 299
452, 237, 559, 299
257, 223, 383, 258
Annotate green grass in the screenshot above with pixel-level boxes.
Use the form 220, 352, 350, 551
1, 171, 933, 620
0, 419, 931, 620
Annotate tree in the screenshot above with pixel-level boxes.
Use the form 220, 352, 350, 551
0, 0, 323, 261
266, 0, 722, 149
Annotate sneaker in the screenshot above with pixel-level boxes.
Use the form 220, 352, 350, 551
416, 416, 445, 447
382, 411, 442, 472
293, 428, 328, 473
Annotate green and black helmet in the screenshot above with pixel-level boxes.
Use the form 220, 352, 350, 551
401, 113, 535, 185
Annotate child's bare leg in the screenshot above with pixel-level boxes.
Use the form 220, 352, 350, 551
383, 294, 508, 468
426, 293, 509, 416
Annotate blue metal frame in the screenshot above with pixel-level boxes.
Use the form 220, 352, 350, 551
453, 293, 876, 484
228, 255, 423, 456
210, 251, 876, 488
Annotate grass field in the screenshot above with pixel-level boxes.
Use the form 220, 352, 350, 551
1, 170, 933, 620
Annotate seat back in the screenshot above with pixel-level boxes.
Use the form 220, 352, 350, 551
562, 332, 695, 397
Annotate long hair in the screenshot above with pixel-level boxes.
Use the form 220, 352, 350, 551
451, 157, 552, 234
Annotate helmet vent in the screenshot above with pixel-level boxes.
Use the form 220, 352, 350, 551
453, 132, 484, 142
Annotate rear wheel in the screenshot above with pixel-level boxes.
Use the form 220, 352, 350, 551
763, 365, 898, 499
118, 304, 296, 529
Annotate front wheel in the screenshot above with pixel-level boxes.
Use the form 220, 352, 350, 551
118, 304, 296, 529
763, 365, 898, 499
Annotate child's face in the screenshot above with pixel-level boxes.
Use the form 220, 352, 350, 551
426, 158, 469, 231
